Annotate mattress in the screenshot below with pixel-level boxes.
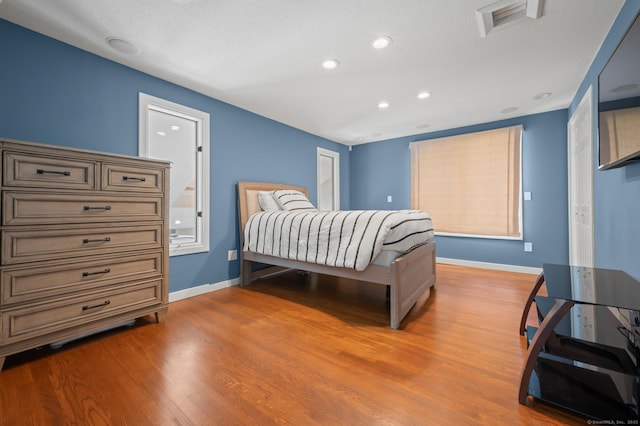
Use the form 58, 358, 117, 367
244, 209, 434, 271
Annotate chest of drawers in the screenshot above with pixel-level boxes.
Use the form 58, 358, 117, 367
0, 139, 170, 371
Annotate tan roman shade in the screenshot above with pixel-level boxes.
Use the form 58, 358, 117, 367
410, 125, 522, 238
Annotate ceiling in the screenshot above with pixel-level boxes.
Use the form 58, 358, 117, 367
0, 0, 625, 145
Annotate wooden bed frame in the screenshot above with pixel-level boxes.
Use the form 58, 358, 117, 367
237, 181, 436, 329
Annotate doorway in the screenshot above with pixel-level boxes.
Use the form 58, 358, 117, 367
567, 86, 595, 268
317, 147, 340, 211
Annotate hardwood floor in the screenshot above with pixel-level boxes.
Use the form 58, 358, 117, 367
0, 264, 587, 425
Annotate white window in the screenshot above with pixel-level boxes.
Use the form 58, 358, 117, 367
139, 93, 210, 256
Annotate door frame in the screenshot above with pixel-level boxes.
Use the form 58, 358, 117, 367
316, 147, 340, 210
567, 85, 595, 268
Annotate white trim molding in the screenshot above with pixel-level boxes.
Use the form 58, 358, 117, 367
170, 258, 542, 303
436, 257, 542, 275
169, 278, 240, 303
139, 92, 210, 257
316, 147, 340, 210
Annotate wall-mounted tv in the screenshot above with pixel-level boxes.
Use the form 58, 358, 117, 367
598, 11, 640, 170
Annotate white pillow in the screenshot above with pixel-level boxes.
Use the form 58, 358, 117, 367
272, 189, 317, 211
257, 191, 281, 211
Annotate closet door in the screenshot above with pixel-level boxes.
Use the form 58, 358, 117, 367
317, 147, 340, 211
567, 86, 595, 268
568, 86, 596, 342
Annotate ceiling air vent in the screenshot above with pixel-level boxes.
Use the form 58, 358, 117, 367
476, 0, 544, 38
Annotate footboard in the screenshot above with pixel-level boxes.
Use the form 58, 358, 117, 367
389, 241, 436, 329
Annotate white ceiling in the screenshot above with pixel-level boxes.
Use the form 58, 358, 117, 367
0, 0, 625, 145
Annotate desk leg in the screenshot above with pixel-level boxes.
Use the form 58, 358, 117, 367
518, 298, 574, 404
519, 272, 545, 335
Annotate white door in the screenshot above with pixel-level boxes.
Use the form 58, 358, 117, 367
567, 86, 595, 342
567, 86, 595, 268
317, 147, 340, 210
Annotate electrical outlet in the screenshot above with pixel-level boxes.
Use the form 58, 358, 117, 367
387, 195, 392, 203
227, 250, 237, 261
524, 242, 533, 252
524, 191, 532, 201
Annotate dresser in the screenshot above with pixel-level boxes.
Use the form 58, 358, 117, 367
0, 139, 170, 371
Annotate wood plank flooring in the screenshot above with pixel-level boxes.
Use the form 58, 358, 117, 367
0, 264, 587, 425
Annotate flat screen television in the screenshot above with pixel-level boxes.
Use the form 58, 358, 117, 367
598, 11, 640, 170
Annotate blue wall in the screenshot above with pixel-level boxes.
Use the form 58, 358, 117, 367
3, 1, 637, 286
569, 0, 640, 281
350, 111, 570, 268
0, 19, 349, 292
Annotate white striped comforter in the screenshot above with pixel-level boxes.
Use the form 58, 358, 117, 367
243, 210, 434, 271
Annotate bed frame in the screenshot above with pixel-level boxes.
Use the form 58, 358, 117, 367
237, 181, 436, 329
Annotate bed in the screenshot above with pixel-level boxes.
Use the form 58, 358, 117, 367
237, 181, 436, 329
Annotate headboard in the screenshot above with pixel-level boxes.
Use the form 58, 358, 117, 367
237, 181, 309, 238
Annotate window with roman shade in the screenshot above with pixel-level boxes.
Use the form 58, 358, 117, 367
410, 125, 522, 239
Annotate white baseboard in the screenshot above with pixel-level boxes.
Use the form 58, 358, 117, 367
436, 257, 542, 275
169, 278, 240, 303
169, 258, 541, 302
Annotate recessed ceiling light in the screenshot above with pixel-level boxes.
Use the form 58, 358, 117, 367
417, 91, 431, 99
372, 36, 393, 49
156, 131, 166, 136
322, 59, 340, 70
106, 37, 140, 55
612, 83, 639, 92
171, 125, 180, 131
534, 92, 552, 99
378, 101, 389, 109
500, 107, 519, 114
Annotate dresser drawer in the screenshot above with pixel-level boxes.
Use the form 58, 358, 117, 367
3, 152, 97, 190
1, 224, 163, 265
102, 163, 165, 193
2, 192, 163, 225
1, 280, 162, 344
1, 252, 163, 305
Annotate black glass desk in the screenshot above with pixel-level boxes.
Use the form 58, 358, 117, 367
519, 264, 640, 420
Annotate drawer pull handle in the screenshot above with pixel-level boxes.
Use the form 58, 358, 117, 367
82, 268, 111, 277
82, 300, 111, 311
83, 205, 112, 211
36, 168, 71, 176
82, 237, 111, 244
123, 176, 146, 182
